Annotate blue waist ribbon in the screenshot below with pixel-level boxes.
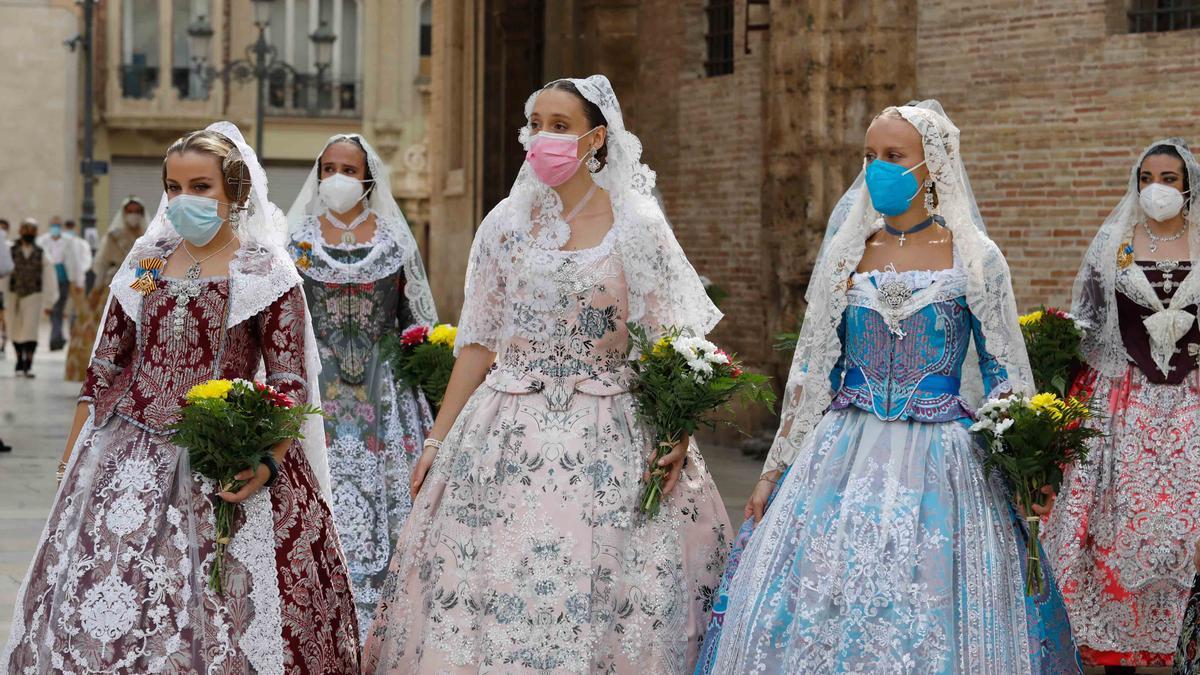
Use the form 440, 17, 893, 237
842, 367, 961, 397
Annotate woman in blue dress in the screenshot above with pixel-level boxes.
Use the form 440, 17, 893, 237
696, 100, 1080, 673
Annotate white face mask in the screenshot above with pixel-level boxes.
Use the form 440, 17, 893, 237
318, 173, 366, 214
123, 212, 143, 228
1139, 183, 1188, 222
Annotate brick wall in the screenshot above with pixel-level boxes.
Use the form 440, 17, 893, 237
917, 0, 1200, 310
632, 0, 773, 367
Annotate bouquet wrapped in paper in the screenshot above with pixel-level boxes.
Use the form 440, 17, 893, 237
1018, 307, 1087, 398
382, 323, 458, 410
627, 323, 775, 518
170, 378, 320, 593
971, 392, 1101, 595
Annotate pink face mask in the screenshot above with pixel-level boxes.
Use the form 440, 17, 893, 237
525, 127, 599, 187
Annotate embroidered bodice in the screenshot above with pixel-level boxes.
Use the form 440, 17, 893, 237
80, 277, 310, 434
293, 232, 414, 385
482, 229, 633, 408
1115, 260, 1199, 384
830, 267, 1009, 422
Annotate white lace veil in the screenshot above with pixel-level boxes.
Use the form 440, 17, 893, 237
103, 121, 332, 504
762, 100, 1033, 474
1072, 138, 1200, 378
455, 74, 721, 355
285, 134, 437, 327
107, 196, 147, 233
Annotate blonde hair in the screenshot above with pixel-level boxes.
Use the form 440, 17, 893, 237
162, 129, 252, 204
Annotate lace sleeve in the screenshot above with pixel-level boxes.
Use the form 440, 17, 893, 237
617, 198, 722, 344
455, 203, 508, 356
969, 308, 1011, 398
257, 284, 310, 403
80, 300, 136, 403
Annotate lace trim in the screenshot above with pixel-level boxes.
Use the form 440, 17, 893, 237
227, 486, 285, 675
293, 215, 410, 284
110, 236, 301, 329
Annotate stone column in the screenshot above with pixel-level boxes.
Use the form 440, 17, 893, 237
760, 0, 917, 346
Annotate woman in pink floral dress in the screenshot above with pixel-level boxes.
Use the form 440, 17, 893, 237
362, 75, 731, 674
2, 122, 358, 674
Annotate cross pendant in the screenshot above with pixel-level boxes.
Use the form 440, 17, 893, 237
898, 232, 906, 246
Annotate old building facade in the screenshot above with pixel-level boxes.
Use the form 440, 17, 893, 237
425, 0, 1200, 435
2, 0, 434, 249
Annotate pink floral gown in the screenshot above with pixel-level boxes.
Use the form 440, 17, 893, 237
362, 207, 731, 674
2, 244, 359, 674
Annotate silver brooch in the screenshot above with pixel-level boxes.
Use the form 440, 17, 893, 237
878, 280, 913, 310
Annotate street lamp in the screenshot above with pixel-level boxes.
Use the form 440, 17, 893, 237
187, 0, 337, 158
309, 20, 337, 111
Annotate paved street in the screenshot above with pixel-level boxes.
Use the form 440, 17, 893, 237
0, 324, 764, 650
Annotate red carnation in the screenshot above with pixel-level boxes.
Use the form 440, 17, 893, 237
731, 366, 744, 378
266, 389, 294, 409
401, 325, 430, 347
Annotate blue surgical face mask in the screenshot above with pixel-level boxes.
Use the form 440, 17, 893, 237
864, 158, 927, 217
49, 224, 62, 237
167, 194, 226, 246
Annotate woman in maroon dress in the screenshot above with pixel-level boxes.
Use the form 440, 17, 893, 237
1, 122, 359, 674
1043, 138, 1200, 672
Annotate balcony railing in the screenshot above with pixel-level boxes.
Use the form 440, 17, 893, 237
267, 73, 361, 118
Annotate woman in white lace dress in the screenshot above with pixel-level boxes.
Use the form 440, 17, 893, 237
285, 134, 438, 638
361, 75, 731, 674
696, 101, 1080, 674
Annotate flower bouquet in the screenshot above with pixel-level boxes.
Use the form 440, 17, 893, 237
1018, 307, 1088, 398
971, 392, 1101, 595
382, 324, 458, 410
170, 378, 320, 593
627, 323, 775, 518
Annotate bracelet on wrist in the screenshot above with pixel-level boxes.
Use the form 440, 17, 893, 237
261, 456, 279, 488
423, 438, 443, 451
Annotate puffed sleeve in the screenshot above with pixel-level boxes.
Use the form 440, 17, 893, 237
79, 300, 137, 403
257, 284, 310, 403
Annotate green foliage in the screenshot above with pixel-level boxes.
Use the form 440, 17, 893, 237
973, 393, 1103, 595
169, 379, 320, 593
1020, 307, 1086, 398
627, 323, 776, 517
381, 333, 457, 410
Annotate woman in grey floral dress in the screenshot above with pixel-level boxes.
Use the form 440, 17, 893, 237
286, 134, 438, 638
362, 75, 731, 674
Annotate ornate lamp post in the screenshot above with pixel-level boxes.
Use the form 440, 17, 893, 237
187, 0, 337, 158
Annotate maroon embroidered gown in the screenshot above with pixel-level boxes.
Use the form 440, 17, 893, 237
2, 274, 359, 674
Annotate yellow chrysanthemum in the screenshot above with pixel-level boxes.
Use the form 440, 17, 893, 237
1028, 392, 1063, 417
186, 379, 233, 401
429, 323, 458, 347
652, 337, 672, 357
1018, 310, 1045, 327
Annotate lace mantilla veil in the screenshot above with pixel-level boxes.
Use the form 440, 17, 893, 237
285, 133, 438, 327
1073, 138, 1200, 378
101, 121, 333, 504
454, 74, 721, 356
762, 100, 1034, 475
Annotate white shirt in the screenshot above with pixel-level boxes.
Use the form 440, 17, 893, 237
36, 232, 92, 288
